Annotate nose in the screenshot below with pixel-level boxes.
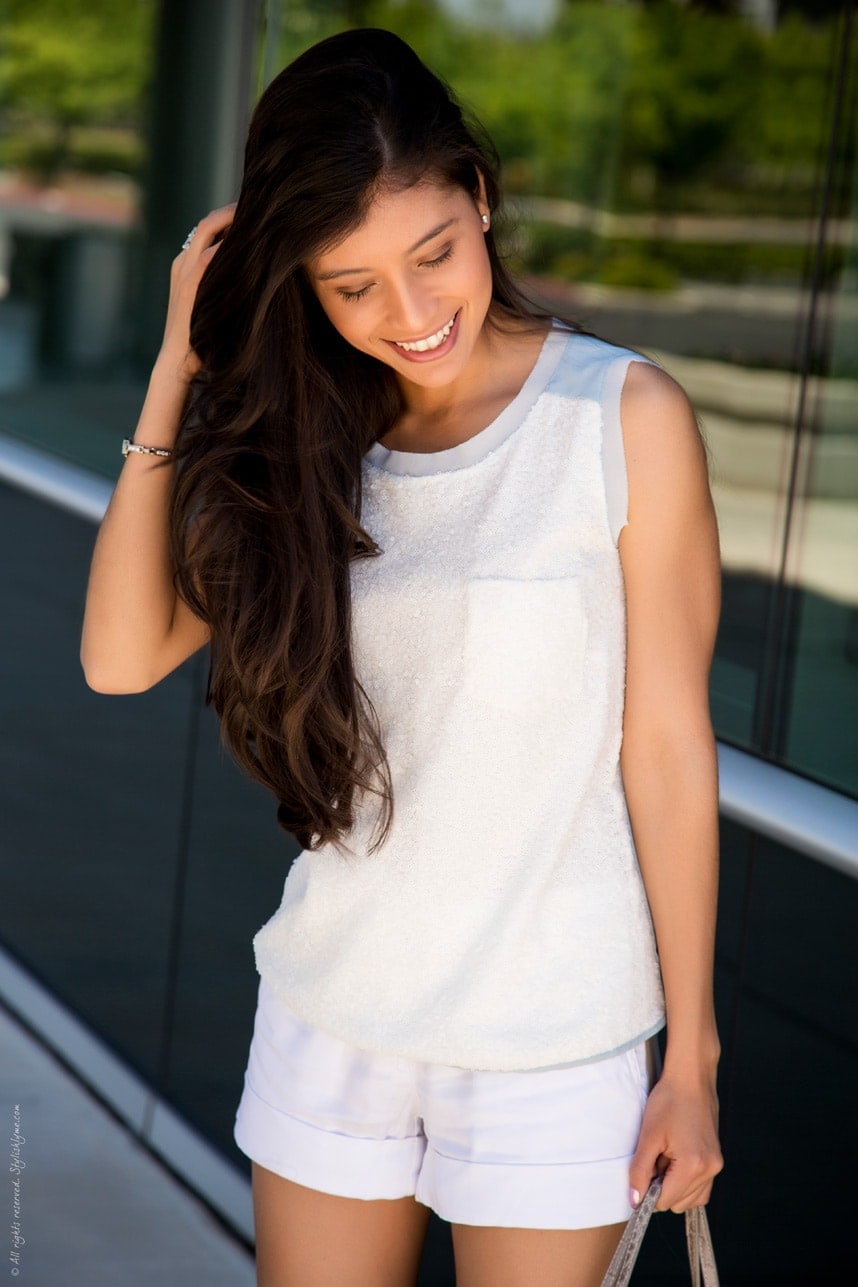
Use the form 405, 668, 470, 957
385, 276, 437, 339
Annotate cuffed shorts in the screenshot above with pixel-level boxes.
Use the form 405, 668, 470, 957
234, 978, 660, 1230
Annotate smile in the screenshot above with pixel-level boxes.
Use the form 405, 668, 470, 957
392, 313, 457, 352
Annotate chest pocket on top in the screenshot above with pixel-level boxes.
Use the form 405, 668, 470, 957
458, 577, 588, 719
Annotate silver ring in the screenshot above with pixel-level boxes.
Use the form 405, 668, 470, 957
181, 224, 198, 252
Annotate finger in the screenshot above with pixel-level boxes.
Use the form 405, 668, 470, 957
677, 1174, 717, 1210
665, 1183, 712, 1213
629, 1147, 664, 1207
205, 201, 237, 223
662, 1143, 723, 1210
171, 237, 227, 288
658, 1166, 717, 1213
174, 208, 235, 266
194, 205, 237, 243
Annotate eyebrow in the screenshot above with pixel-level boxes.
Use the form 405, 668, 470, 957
315, 218, 459, 281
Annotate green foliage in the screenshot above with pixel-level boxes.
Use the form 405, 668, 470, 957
1, 0, 155, 178
596, 251, 678, 292
276, 0, 838, 219
1, 127, 143, 179
756, 14, 837, 169
511, 223, 595, 276
617, 0, 765, 203
348, 0, 637, 205
2, 0, 155, 126
501, 220, 826, 291
1, 0, 846, 292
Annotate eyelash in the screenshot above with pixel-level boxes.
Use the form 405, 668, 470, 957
338, 244, 455, 303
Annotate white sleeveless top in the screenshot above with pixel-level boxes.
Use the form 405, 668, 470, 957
253, 326, 666, 1071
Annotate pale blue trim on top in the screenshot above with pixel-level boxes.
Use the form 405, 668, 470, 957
362, 328, 661, 539
501, 1017, 666, 1074
541, 330, 612, 403
364, 325, 569, 476
601, 352, 660, 545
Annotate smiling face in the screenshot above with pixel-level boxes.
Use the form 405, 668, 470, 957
306, 178, 494, 397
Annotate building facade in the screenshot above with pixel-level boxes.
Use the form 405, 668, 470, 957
1, 1, 855, 1280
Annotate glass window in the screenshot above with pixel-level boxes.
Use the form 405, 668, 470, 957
1, 1, 155, 472
0, 484, 187, 1082
273, 0, 853, 779
776, 79, 858, 795
699, 819, 858, 1283
5, 0, 853, 788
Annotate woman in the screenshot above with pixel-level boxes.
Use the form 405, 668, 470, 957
81, 28, 723, 1287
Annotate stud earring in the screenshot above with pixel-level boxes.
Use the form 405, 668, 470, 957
481, 214, 489, 225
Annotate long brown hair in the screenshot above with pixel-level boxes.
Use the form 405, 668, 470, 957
171, 28, 554, 853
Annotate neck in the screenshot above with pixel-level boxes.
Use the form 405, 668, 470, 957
381, 315, 550, 454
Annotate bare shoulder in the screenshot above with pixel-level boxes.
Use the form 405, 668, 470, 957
619, 359, 711, 516
621, 360, 703, 456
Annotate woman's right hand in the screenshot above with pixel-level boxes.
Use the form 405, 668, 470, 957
158, 204, 236, 385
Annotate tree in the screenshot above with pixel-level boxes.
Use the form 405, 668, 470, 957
1, 0, 155, 177
617, 1, 764, 210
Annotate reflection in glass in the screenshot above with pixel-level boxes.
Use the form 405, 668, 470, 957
0, 0, 154, 472
779, 101, 858, 795
328, 0, 838, 756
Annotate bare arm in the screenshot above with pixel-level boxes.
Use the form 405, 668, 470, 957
618, 361, 724, 1213
80, 207, 234, 693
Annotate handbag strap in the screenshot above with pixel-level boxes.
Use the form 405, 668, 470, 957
601, 1174, 720, 1287
686, 1203, 720, 1287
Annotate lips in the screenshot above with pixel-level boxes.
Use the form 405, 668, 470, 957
386, 310, 461, 363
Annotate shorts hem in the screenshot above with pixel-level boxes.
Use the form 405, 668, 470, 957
234, 1074, 424, 1201
415, 1147, 636, 1230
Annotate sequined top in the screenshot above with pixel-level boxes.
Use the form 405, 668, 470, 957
253, 326, 666, 1070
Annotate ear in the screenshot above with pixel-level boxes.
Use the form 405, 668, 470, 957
473, 170, 490, 230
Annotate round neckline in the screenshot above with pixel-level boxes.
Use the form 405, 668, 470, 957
365, 325, 572, 477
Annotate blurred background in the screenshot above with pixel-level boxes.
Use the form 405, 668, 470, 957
0, 1, 855, 1282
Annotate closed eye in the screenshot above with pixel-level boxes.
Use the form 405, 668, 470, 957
338, 282, 373, 303
337, 243, 455, 303
422, 244, 454, 270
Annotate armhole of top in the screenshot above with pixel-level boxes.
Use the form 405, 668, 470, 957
601, 355, 657, 546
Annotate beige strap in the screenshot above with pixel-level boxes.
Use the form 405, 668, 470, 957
686, 1203, 720, 1287
601, 1174, 720, 1287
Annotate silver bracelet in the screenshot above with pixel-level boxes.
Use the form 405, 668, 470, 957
121, 438, 174, 459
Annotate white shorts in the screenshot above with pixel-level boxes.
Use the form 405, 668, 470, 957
234, 979, 660, 1230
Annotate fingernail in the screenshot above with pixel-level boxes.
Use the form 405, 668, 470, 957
630, 1188, 641, 1209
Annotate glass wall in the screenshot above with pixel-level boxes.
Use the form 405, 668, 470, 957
775, 145, 858, 792
1, 0, 155, 471
282, 0, 855, 797
1, 1, 856, 1281
3, 0, 854, 793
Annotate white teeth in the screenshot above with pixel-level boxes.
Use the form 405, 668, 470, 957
394, 315, 456, 352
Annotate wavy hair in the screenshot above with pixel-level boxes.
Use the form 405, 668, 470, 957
170, 28, 555, 853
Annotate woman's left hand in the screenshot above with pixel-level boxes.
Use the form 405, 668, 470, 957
628, 1071, 723, 1213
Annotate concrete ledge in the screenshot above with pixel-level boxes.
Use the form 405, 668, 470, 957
0, 947, 254, 1245
0, 949, 151, 1132
149, 1097, 254, 1242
